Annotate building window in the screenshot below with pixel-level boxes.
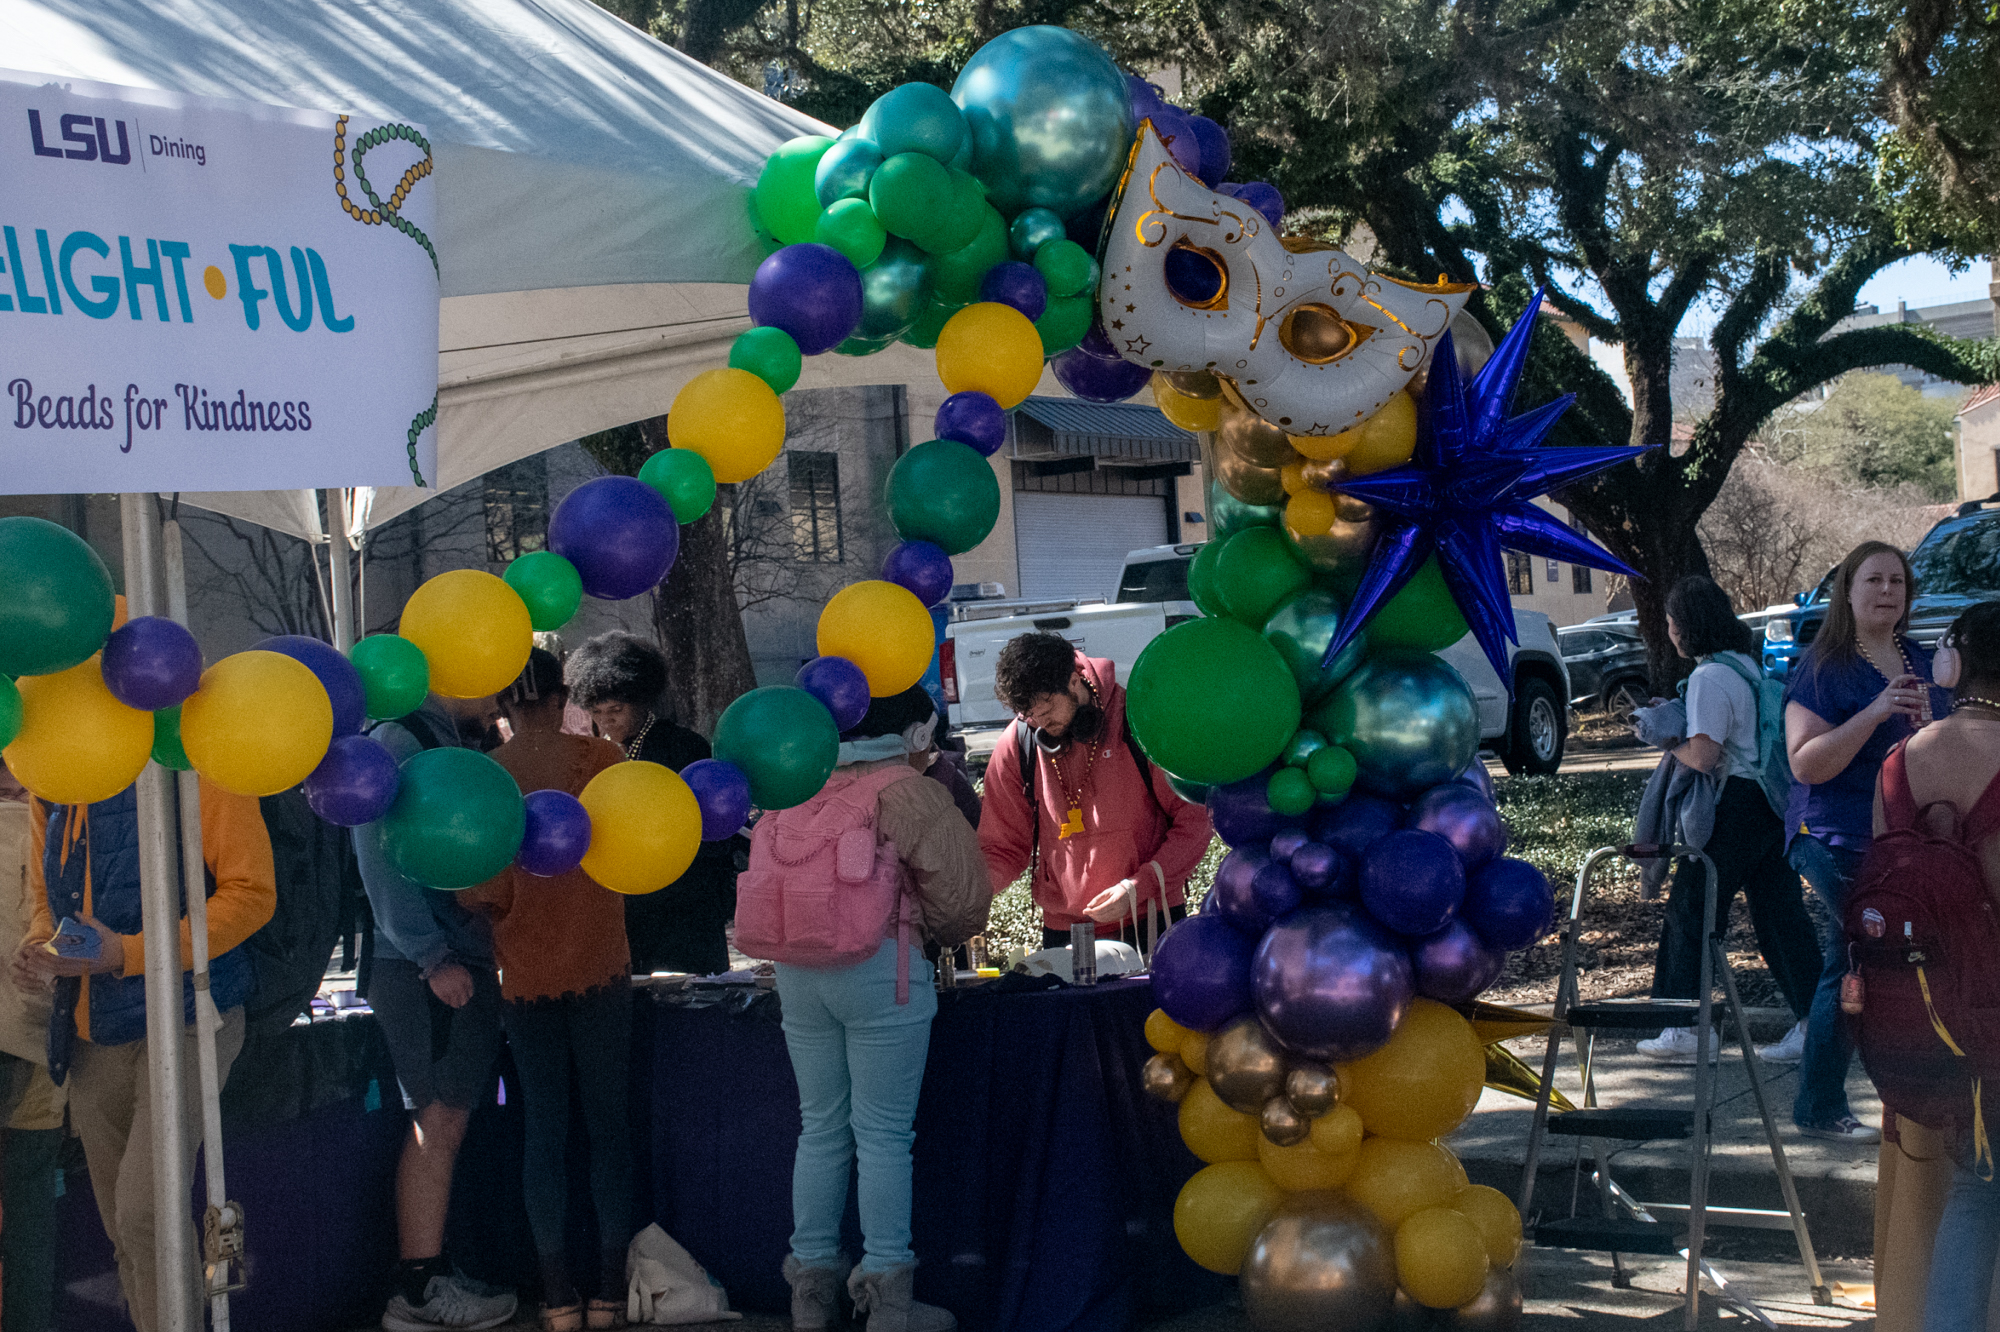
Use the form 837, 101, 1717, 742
789, 450, 843, 563
1546, 559, 1561, 582
1507, 550, 1534, 596
1572, 564, 1593, 594
484, 458, 548, 563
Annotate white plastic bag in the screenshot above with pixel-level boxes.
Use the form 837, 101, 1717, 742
626, 1223, 740, 1325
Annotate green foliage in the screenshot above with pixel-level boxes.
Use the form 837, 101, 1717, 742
1493, 771, 1649, 904
1772, 372, 1963, 499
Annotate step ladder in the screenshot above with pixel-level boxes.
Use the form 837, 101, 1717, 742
1516, 843, 1832, 1328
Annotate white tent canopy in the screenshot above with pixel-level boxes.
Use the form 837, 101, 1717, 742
8, 0, 938, 538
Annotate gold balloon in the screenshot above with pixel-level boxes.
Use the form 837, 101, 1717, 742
1454, 1186, 1523, 1269
1240, 1192, 1397, 1332
1281, 491, 1381, 578
1167, 369, 1223, 399
1146, 1007, 1192, 1055
1309, 1103, 1365, 1158
1286, 1066, 1341, 1119
1437, 1265, 1522, 1332
1344, 1138, 1467, 1231
1179, 1076, 1262, 1163
1143, 1052, 1197, 1104
1214, 442, 1288, 506
1396, 1207, 1490, 1309
1338, 998, 1488, 1142
1262, 1095, 1311, 1147
1259, 1131, 1359, 1192
1182, 1030, 1211, 1077
1206, 1016, 1290, 1113
1220, 386, 1306, 468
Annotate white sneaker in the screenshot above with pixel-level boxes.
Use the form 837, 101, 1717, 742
1635, 1027, 1717, 1064
382, 1276, 517, 1332
1755, 1020, 1807, 1064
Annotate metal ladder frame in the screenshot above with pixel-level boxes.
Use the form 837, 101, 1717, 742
1517, 843, 1830, 1328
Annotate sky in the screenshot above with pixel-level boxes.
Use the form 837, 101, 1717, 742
1852, 254, 1993, 313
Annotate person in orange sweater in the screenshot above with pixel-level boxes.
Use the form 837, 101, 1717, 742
464, 650, 632, 1332
8, 775, 274, 1332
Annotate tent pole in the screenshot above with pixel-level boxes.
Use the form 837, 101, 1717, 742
163, 510, 238, 1331
118, 494, 198, 1332
326, 489, 356, 651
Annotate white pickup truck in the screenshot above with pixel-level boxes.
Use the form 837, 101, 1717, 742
942, 543, 1572, 775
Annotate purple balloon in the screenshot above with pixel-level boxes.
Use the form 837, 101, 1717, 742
1457, 762, 1497, 802
748, 243, 864, 356
1150, 105, 1200, 177
1153, 913, 1257, 1031
302, 735, 400, 826
680, 758, 752, 842
1310, 793, 1400, 861
1232, 181, 1284, 229
1253, 905, 1414, 1061
979, 260, 1048, 321
1289, 841, 1353, 898
1076, 320, 1121, 362
796, 656, 871, 732
1406, 784, 1507, 870
1360, 829, 1466, 937
882, 540, 954, 607
1270, 828, 1310, 862
258, 635, 367, 738
1464, 857, 1555, 951
1209, 770, 1301, 848
1050, 346, 1152, 402
1211, 846, 1273, 935
1127, 73, 1167, 126
1413, 919, 1506, 1005
548, 476, 679, 601
102, 616, 202, 711
1188, 115, 1231, 184
517, 788, 592, 877
935, 391, 1007, 457
1251, 858, 1303, 920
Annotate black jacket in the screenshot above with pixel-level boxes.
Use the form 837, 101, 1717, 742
626, 720, 741, 976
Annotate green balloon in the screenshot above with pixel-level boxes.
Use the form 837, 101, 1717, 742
1166, 773, 1212, 804
886, 439, 1001, 555
0, 516, 114, 677
901, 300, 962, 349
835, 333, 898, 356
869, 152, 953, 248
1282, 727, 1328, 768
503, 551, 584, 632
1267, 766, 1316, 817
380, 748, 527, 890
1263, 587, 1367, 705
1366, 556, 1469, 653
1187, 537, 1230, 618
1009, 207, 1065, 259
0, 674, 20, 749
755, 135, 834, 246
861, 82, 967, 163
350, 634, 430, 720
1213, 526, 1310, 627
639, 449, 717, 524
1034, 239, 1094, 297
1126, 617, 1301, 785
1208, 484, 1282, 538
856, 237, 935, 341
1307, 743, 1358, 796
728, 325, 802, 395
924, 169, 988, 257
713, 686, 839, 809
931, 204, 1009, 304
814, 197, 888, 269
152, 704, 191, 771
1034, 294, 1092, 355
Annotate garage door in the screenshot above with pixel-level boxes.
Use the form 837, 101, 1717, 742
1014, 492, 1170, 602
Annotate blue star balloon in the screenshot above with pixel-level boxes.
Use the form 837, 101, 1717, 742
1321, 292, 1650, 683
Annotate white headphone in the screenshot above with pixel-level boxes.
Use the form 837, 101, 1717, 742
1934, 643, 1962, 690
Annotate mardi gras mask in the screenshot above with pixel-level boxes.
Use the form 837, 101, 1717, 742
1100, 122, 1474, 437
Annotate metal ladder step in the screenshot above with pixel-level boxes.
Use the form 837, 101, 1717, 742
1548, 1107, 1694, 1140
1564, 998, 1705, 1029
1640, 1202, 1803, 1232
1533, 1216, 1688, 1255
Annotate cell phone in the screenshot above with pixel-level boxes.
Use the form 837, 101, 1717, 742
45, 917, 100, 961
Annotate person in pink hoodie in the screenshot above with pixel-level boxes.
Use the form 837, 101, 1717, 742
979, 634, 1214, 950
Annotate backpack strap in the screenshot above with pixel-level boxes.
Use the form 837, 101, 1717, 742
1881, 743, 1919, 833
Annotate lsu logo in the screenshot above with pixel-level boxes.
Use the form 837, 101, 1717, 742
27, 110, 131, 164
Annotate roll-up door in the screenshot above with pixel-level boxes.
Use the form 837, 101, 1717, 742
1013, 492, 1169, 602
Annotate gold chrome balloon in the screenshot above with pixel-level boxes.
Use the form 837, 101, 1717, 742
1281, 491, 1381, 579
1241, 1192, 1398, 1332
1220, 386, 1305, 469
1286, 1065, 1341, 1118
1166, 369, 1223, 399
1262, 1095, 1312, 1147
1437, 1266, 1522, 1332
1205, 1016, 1290, 1113
1214, 439, 1289, 506
1142, 1052, 1197, 1104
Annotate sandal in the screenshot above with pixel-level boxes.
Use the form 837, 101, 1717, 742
539, 1304, 583, 1332
586, 1298, 626, 1330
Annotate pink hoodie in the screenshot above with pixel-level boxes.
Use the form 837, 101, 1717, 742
978, 654, 1215, 932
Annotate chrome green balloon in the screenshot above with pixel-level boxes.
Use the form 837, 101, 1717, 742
1311, 651, 1479, 799
1282, 728, 1328, 769
814, 135, 883, 206
1209, 484, 1282, 538
951, 26, 1135, 218
861, 82, 967, 163
855, 238, 936, 342
1263, 588, 1367, 705
1009, 207, 1065, 259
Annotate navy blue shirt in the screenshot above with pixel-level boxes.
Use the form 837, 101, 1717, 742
1783, 636, 1951, 846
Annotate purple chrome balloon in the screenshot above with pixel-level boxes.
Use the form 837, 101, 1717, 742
1188, 115, 1231, 184
302, 735, 400, 827
1209, 770, 1300, 848
1127, 73, 1166, 126
882, 540, 954, 607
1456, 762, 1497, 802
1150, 105, 1199, 177
796, 656, 872, 732
934, 391, 1007, 457
1270, 828, 1310, 862
1289, 841, 1352, 898
1153, 913, 1257, 1031
1212, 846, 1273, 935
102, 616, 202, 712
1412, 918, 1506, 1005
547, 476, 679, 601
1076, 320, 1121, 362
1464, 857, 1555, 951
1253, 905, 1414, 1062
1406, 784, 1507, 870
517, 788, 592, 877
1360, 829, 1466, 937
1252, 858, 1303, 921
978, 260, 1049, 321
1050, 346, 1152, 402
1310, 793, 1400, 862
258, 634, 367, 737
748, 243, 864, 355
1232, 181, 1285, 229
680, 758, 752, 841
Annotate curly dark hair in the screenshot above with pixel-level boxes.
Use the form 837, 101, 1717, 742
1665, 575, 1752, 658
564, 631, 666, 709
993, 632, 1081, 713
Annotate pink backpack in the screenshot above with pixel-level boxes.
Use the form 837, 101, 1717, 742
734, 765, 923, 1002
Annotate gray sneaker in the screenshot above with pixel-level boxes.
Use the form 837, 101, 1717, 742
382, 1275, 518, 1332
1798, 1116, 1881, 1145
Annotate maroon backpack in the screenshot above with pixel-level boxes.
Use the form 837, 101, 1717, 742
1845, 743, 2000, 1161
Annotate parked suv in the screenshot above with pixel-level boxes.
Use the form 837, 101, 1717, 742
1558, 623, 1650, 718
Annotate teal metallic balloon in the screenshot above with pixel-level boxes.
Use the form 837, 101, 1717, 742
1166, 773, 1212, 804
380, 747, 527, 889
1263, 588, 1367, 706
862, 83, 968, 163
1310, 651, 1479, 800
713, 686, 840, 810
815, 135, 884, 206
1009, 206, 1066, 259
855, 238, 936, 342
951, 26, 1136, 218
1209, 483, 1282, 538
901, 300, 962, 349
1283, 728, 1328, 769
835, 332, 898, 356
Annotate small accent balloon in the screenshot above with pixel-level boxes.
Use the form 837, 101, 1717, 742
518, 788, 593, 878
101, 617, 203, 712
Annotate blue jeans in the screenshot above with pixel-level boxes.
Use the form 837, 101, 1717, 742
776, 939, 937, 1273
1790, 835, 1865, 1128
1924, 1163, 2000, 1332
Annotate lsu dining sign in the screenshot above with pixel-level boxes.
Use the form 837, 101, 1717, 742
0, 70, 439, 493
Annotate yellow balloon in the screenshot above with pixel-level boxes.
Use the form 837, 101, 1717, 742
1285, 490, 1337, 538
1396, 1206, 1490, 1309
1146, 1008, 1192, 1055
1258, 1129, 1358, 1192
1279, 460, 1309, 495
180, 651, 334, 797
1152, 374, 1222, 433
1178, 1076, 1262, 1163
4, 656, 153, 805
1307, 1102, 1365, 1158
400, 570, 533, 699
1344, 390, 1418, 476
1343, 1137, 1466, 1230
1338, 998, 1487, 1141
578, 760, 703, 895
1174, 1161, 1284, 1275
668, 368, 787, 484
1454, 1185, 1523, 1269
1289, 428, 1359, 463
936, 303, 1045, 408
817, 580, 935, 696
1181, 1029, 1211, 1076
